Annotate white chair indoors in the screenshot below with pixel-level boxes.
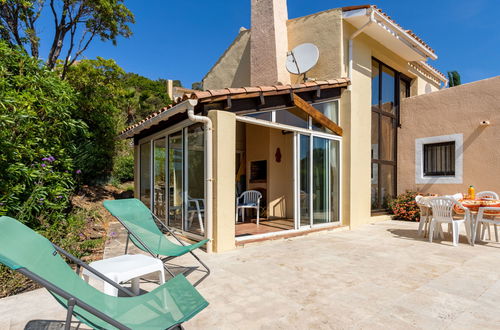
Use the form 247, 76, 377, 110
428, 197, 471, 246
236, 190, 262, 225
187, 196, 205, 234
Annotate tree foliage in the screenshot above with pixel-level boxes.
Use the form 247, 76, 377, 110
63, 57, 126, 184
0, 41, 85, 228
447, 71, 461, 87
122, 73, 171, 124
0, 0, 134, 77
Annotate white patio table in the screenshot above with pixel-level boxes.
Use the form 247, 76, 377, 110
454, 199, 500, 246
82, 254, 165, 296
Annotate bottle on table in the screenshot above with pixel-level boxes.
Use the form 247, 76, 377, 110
468, 185, 475, 200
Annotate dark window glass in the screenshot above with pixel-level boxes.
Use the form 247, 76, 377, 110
400, 79, 410, 99
372, 60, 380, 107
275, 107, 308, 128
245, 111, 272, 121
371, 58, 398, 212
423, 142, 455, 176
371, 112, 379, 160
381, 66, 395, 114
380, 116, 395, 161
140, 142, 151, 208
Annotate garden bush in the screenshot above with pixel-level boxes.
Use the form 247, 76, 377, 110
388, 191, 420, 221
64, 57, 127, 185
0, 41, 84, 228
0, 42, 109, 297
112, 151, 134, 183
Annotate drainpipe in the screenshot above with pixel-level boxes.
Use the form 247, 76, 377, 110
186, 99, 214, 253
348, 8, 376, 90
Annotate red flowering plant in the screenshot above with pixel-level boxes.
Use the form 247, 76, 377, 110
388, 191, 421, 222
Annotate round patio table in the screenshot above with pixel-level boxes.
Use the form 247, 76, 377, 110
454, 199, 500, 246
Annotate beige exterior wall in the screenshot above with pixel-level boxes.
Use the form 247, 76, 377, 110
287, 9, 344, 82
202, 30, 251, 90
201, 8, 447, 237
208, 110, 236, 252
398, 76, 500, 195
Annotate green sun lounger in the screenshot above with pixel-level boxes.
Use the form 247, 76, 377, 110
103, 199, 210, 286
0, 216, 208, 330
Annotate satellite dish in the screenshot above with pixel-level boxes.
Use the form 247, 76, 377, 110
286, 43, 319, 76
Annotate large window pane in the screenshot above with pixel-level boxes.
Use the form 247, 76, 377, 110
168, 131, 183, 229
380, 116, 395, 161
372, 59, 380, 107
276, 107, 309, 128
371, 163, 379, 209
371, 112, 379, 160
245, 111, 272, 121
299, 135, 310, 226
186, 124, 205, 235
312, 101, 339, 133
380, 165, 395, 209
381, 66, 395, 114
312, 138, 339, 224
153, 138, 166, 221
140, 142, 151, 208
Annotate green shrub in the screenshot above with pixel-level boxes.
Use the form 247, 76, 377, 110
64, 57, 126, 185
388, 191, 420, 221
112, 153, 134, 183
0, 41, 85, 229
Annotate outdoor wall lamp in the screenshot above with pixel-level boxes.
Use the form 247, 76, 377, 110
479, 120, 491, 126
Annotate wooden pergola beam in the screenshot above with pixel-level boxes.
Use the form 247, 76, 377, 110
292, 93, 343, 136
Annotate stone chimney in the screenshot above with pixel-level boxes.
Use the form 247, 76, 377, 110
250, 0, 290, 86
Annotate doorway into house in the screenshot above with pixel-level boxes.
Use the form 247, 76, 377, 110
235, 121, 295, 237
235, 108, 341, 239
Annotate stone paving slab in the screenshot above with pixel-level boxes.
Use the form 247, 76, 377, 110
1, 220, 500, 329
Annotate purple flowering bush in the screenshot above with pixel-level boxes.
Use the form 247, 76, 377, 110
0, 42, 104, 297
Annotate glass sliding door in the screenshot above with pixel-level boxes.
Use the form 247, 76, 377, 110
168, 131, 183, 229
153, 138, 166, 221
140, 142, 151, 208
185, 124, 205, 235
298, 134, 340, 227
299, 135, 311, 227
312, 137, 340, 224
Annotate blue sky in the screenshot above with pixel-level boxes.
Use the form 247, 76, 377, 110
38, 0, 500, 87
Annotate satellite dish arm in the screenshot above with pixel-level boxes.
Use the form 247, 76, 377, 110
289, 51, 301, 76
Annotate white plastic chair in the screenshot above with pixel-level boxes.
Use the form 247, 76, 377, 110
476, 191, 499, 199
429, 197, 471, 246
187, 196, 205, 234
416, 195, 432, 237
476, 191, 499, 240
236, 190, 262, 225
474, 207, 500, 243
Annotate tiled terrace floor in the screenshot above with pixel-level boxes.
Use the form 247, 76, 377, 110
1, 220, 500, 329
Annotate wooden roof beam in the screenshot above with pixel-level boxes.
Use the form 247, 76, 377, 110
292, 93, 343, 136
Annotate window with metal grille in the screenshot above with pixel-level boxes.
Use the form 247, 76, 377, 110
423, 142, 455, 176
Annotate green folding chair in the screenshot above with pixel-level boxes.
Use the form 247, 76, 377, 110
0, 216, 208, 330
103, 199, 210, 286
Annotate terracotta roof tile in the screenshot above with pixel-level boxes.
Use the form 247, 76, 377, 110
208, 88, 230, 97
243, 86, 260, 93
119, 78, 350, 137
227, 87, 247, 94
259, 86, 277, 92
